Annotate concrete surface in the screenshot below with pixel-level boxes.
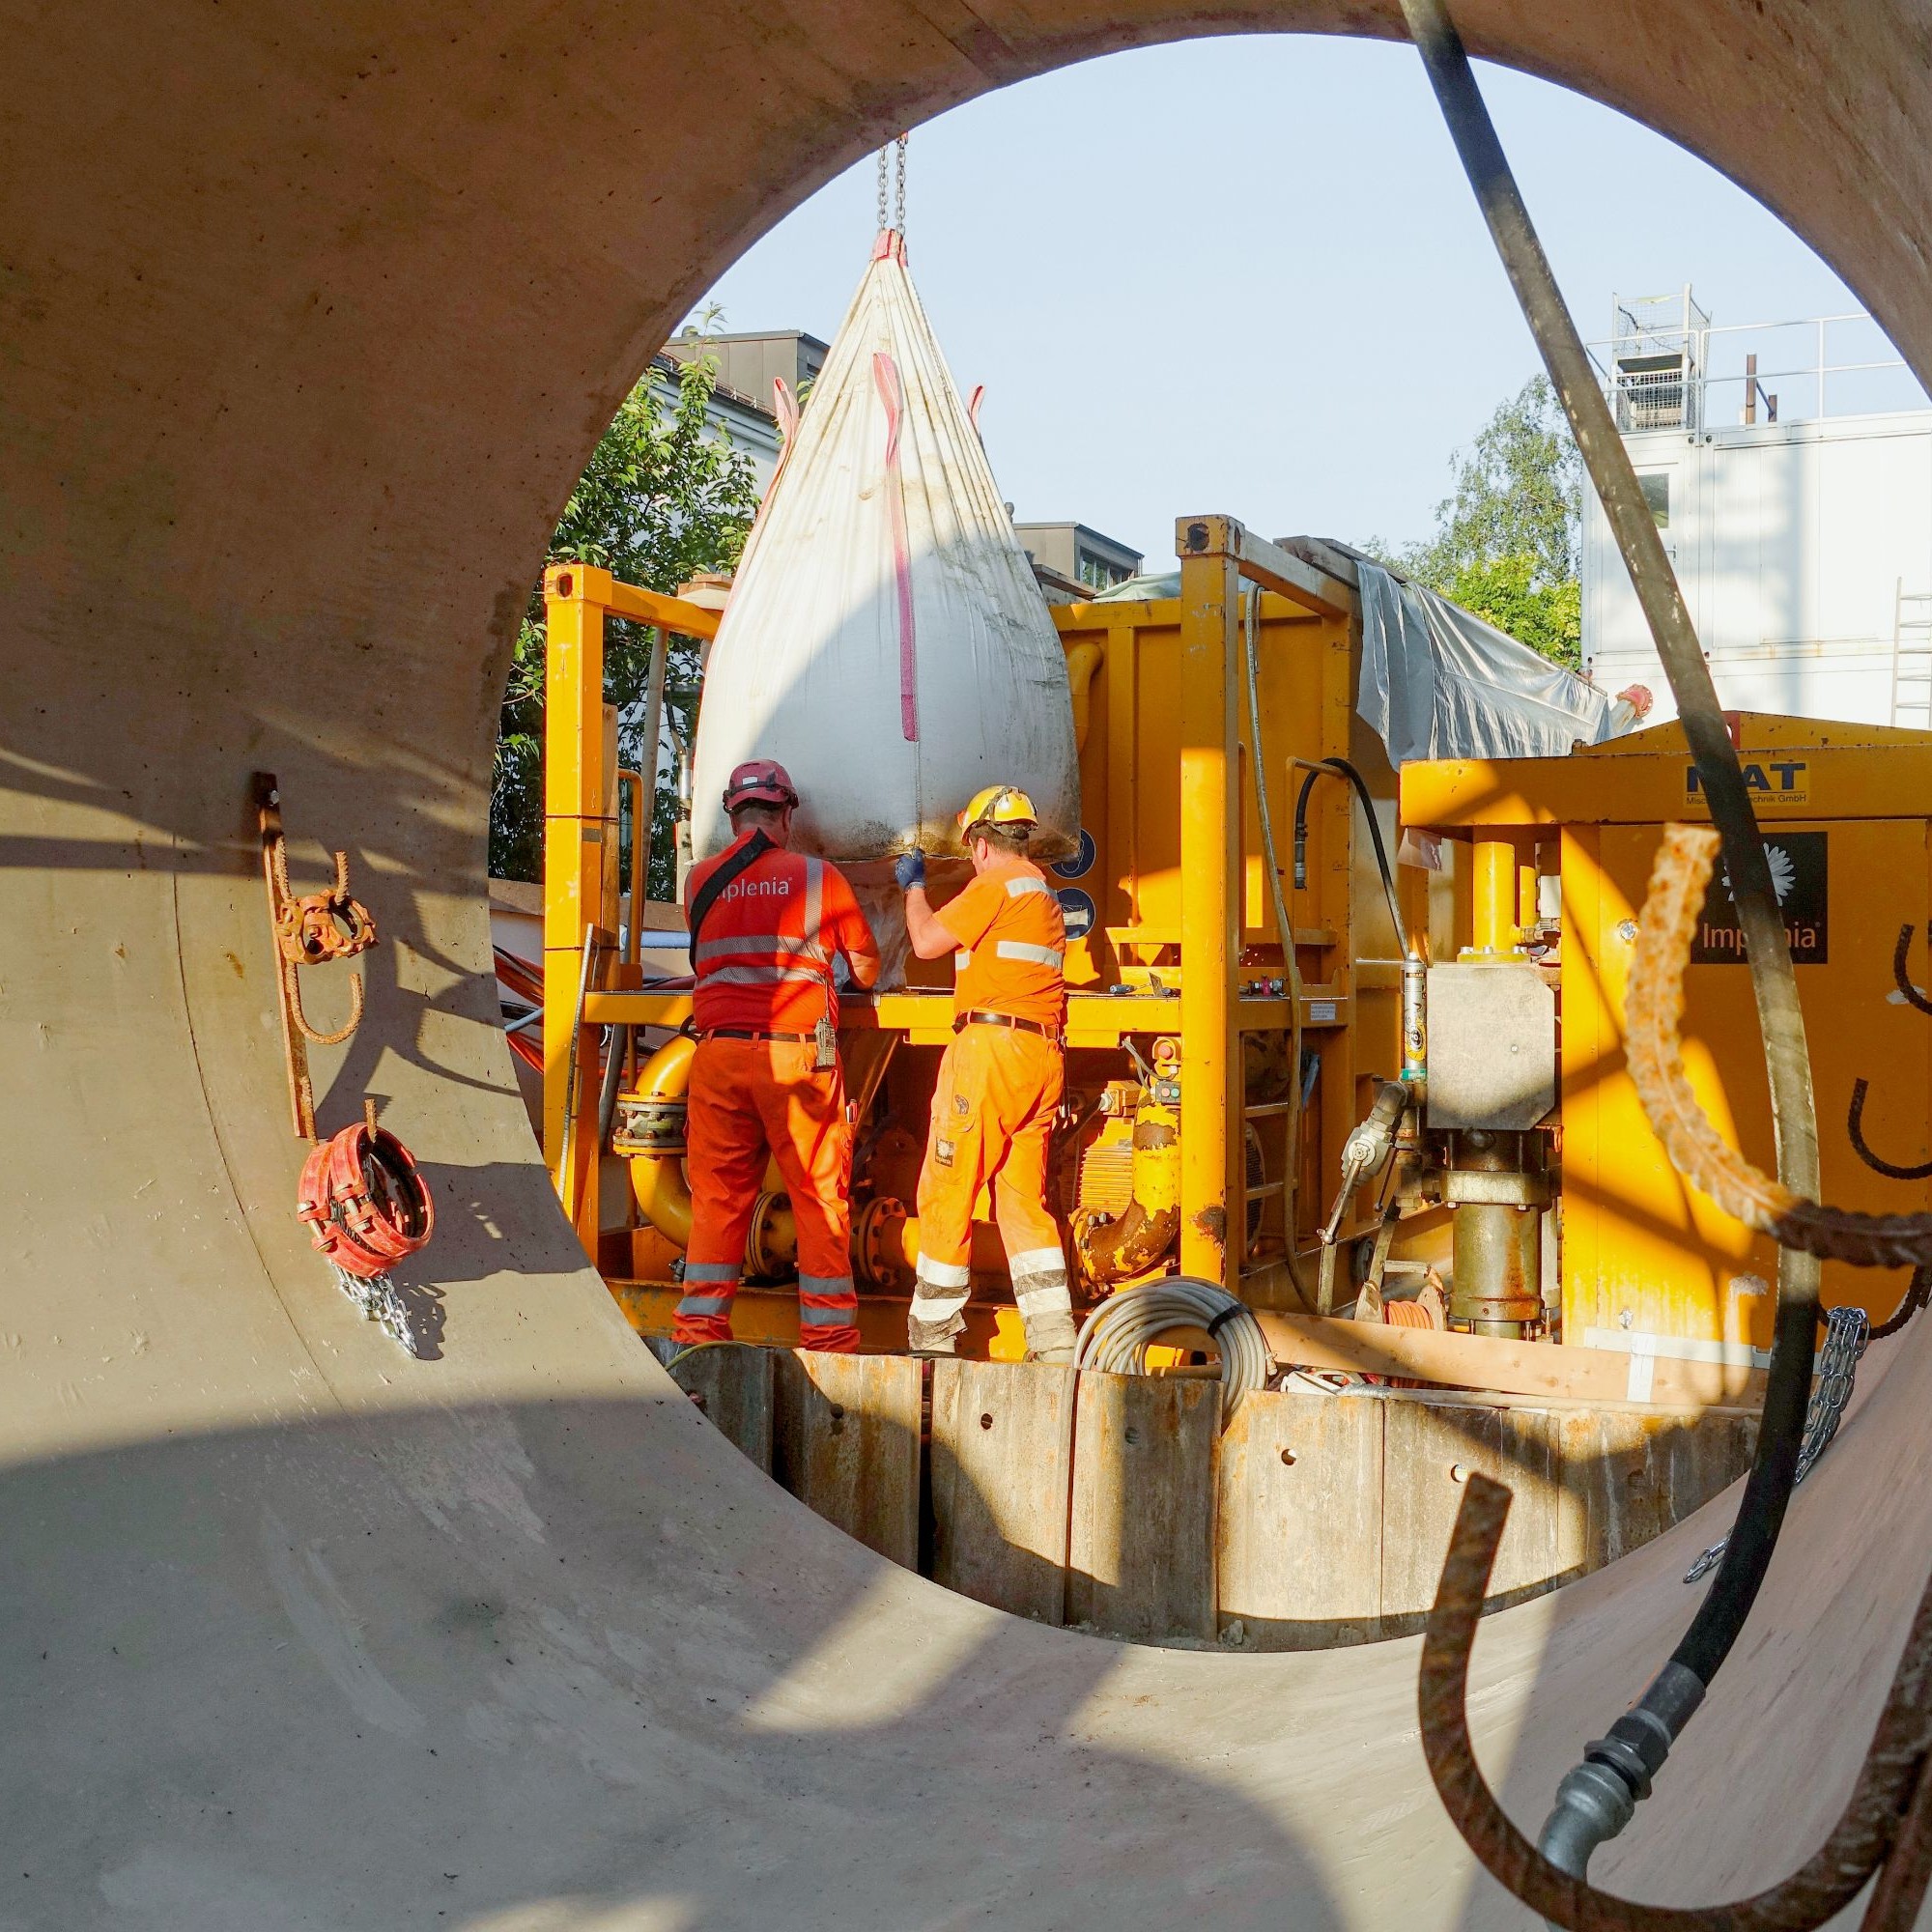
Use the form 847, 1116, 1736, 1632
2, 0, 1931, 1924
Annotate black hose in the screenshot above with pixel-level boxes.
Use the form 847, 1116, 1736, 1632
1293, 757, 1404, 945
1399, 0, 1825, 1872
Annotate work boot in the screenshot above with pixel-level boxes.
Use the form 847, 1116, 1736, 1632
1021, 1308, 1079, 1366
907, 1310, 965, 1357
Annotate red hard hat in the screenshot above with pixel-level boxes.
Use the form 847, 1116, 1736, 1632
722, 758, 799, 812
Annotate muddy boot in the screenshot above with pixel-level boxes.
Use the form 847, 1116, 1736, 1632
909, 1264, 970, 1356
1014, 1263, 1078, 1365
907, 1311, 965, 1357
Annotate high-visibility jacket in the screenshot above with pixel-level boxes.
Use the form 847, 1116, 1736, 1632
686, 833, 878, 1035
935, 860, 1065, 1028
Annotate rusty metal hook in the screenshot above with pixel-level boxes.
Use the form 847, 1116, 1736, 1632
1894, 923, 1932, 1018
1849, 1078, 1932, 1182
1419, 1471, 1932, 1932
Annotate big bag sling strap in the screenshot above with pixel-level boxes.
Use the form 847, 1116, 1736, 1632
685, 830, 774, 967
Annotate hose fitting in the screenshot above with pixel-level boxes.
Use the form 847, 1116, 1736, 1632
1535, 1661, 1706, 1902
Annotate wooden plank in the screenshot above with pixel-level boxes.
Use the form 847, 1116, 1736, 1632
1066, 1371, 1217, 1643
1255, 1310, 1766, 1408
772, 1352, 921, 1570
929, 1360, 1075, 1624
1379, 1397, 1561, 1634
656, 1341, 774, 1473
1215, 1390, 1383, 1649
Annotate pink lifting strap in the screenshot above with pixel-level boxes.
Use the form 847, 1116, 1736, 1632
871, 349, 919, 742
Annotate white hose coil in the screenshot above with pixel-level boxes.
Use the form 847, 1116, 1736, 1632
1072, 1277, 1270, 1424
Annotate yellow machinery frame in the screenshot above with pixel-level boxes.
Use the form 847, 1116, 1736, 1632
541, 520, 1415, 1333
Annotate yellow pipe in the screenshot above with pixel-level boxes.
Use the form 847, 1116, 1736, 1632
1471, 832, 1522, 955
1065, 639, 1103, 752
625, 1034, 696, 1248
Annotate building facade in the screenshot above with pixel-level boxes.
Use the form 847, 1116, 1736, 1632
1581, 291, 1932, 726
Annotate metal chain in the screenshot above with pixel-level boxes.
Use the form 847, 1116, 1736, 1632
329, 1262, 425, 1357
1685, 1301, 1870, 1583
875, 133, 908, 235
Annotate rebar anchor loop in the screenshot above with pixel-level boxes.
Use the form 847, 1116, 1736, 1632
1420, 1472, 1932, 1932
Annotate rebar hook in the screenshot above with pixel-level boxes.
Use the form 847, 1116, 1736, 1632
1419, 1471, 1932, 1932
1894, 923, 1932, 1017
1849, 1077, 1932, 1182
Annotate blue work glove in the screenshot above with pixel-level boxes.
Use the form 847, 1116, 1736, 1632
895, 849, 926, 892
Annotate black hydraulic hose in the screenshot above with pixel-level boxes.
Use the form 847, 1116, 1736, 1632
1293, 757, 1404, 945
1399, 0, 1824, 1883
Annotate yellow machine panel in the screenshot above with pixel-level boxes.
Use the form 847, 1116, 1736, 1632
1405, 714, 1932, 1350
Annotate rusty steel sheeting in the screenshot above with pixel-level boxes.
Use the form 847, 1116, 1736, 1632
1626, 827, 1932, 1269
1420, 1472, 1932, 1932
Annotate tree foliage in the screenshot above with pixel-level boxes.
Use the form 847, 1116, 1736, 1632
491, 347, 758, 895
1366, 375, 1583, 669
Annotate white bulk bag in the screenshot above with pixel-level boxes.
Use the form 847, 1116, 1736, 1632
690, 231, 1080, 867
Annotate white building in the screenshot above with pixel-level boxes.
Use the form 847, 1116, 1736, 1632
1581, 289, 1932, 727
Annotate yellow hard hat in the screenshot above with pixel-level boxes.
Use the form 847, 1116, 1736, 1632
957, 783, 1037, 836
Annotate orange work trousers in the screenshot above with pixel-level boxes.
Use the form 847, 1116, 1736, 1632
673, 1037, 858, 1352
912, 1025, 1071, 1350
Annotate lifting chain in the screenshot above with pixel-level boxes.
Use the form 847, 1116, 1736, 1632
875, 131, 908, 235
1683, 1303, 1870, 1584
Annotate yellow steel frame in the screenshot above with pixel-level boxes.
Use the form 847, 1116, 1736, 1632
541, 563, 720, 1246
1173, 516, 1351, 1288
541, 524, 1366, 1314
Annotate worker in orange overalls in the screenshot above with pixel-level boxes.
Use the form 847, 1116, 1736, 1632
896, 784, 1076, 1362
673, 759, 881, 1352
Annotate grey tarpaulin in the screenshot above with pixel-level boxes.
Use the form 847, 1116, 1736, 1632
1355, 559, 1617, 762
1094, 555, 1624, 762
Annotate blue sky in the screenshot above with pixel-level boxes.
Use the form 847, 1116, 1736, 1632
697, 35, 1902, 568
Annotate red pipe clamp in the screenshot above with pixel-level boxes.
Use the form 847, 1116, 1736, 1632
297, 1120, 435, 1278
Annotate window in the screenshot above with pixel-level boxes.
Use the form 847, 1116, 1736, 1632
1638, 471, 1671, 528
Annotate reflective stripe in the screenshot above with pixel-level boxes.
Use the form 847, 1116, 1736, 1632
955, 949, 971, 970
995, 940, 1065, 969
1007, 1246, 1066, 1281
801, 858, 827, 965
916, 1258, 972, 1291
675, 1293, 733, 1318
800, 1303, 856, 1326
799, 1273, 856, 1303
1006, 876, 1054, 899
701, 964, 827, 986
693, 931, 829, 964
910, 1289, 970, 1321
681, 1262, 741, 1284
1015, 1280, 1073, 1320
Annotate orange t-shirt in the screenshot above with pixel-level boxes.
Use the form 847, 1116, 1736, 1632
686, 834, 879, 1034
937, 860, 1066, 1028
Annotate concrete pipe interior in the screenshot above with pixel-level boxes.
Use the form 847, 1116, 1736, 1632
4, 3, 1931, 1925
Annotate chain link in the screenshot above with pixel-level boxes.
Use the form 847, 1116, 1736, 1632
1684, 1301, 1870, 1583
330, 1261, 426, 1357
875, 133, 909, 234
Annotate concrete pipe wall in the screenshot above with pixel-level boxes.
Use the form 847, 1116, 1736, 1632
1, 3, 1929, 1926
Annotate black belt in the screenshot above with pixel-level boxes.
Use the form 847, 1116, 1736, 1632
699, 1027, 815, 1044
954, 1009, 1063, 1043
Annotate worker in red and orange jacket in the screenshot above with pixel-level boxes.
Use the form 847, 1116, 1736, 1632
896, 784, 1077, 1362
672, 760, 881, 1353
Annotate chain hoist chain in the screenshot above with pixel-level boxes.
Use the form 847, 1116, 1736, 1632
329, 1262, 425, 1357
875, 133, 909, 234
1684, 1301, 1870, 1583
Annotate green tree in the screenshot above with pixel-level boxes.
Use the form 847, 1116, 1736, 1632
491, 342, 758, 895
1366, 375, 1583, 669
